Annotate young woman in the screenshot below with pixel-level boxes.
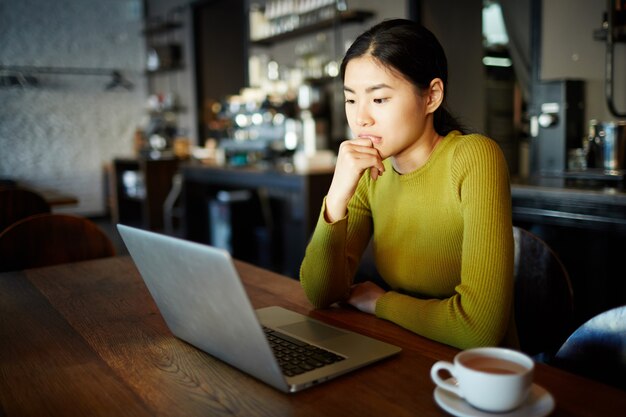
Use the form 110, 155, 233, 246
299, 19, 517, 350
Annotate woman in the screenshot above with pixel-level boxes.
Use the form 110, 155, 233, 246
299, 19, 516, 350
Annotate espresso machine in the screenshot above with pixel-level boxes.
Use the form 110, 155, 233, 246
530, 79, 626, 182
529, 79, 585, 176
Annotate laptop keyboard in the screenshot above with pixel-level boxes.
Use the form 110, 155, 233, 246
263, 326, 345, 377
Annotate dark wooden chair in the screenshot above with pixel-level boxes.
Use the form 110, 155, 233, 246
513, 226, 575, 359
553, 305, 626, 390
0, 187, 51, 232
0, 213, 115, 272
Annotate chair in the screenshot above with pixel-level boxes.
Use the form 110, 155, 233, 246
513, 226, 575, 359
553, 305, 626, 390
0, 213, 115, 272
0, 187, 51, 232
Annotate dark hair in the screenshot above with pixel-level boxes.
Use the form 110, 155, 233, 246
340, 19, 465, 135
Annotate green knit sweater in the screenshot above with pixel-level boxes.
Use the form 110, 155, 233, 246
300, 131, 516, 349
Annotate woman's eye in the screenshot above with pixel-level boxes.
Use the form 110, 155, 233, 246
344, 98, 355, 104
373, 98, 389, 104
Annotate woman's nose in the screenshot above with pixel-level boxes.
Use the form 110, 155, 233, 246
356, 107, 373, 127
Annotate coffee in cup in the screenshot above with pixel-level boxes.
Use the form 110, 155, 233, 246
430, 347, 534, 413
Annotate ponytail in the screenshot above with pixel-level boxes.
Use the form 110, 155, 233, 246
434, 106, 466, 136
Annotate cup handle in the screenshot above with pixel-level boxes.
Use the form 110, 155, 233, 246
430, 361, 462, 398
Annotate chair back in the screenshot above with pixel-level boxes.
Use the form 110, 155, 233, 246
553, 305, 626, 390
0, 213, 115, 272
0, 187, 51, 232
513, 226, 574, 358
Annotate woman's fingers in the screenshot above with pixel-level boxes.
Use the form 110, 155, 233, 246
370, 166, 380, 181
339, 139, 385, 177
325, 139, 385, 222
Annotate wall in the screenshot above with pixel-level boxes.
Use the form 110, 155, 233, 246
421, 0, 486, 133
541, 0, 626, 122
0, 0, 147, 216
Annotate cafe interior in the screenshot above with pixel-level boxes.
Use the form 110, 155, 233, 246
1, 0, 625, 415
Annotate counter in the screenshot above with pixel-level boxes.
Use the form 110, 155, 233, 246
180, 163, 333, 278
511, 177, 626, 232
511, 176, 626, 326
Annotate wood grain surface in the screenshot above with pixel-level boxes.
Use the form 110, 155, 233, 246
1, 256, 624, 417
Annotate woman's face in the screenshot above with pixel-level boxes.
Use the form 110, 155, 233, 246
343, 55, 432, 161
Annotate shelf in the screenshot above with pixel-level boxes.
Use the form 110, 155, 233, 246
145, 65, 185, 75
593, 27, 626, 42
146, 106, 187, 115
250, 10, 374, 46
142, 21, 183, 36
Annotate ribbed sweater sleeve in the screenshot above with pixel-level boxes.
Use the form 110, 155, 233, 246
299, 180, 373, 308
300, 132, 515, 349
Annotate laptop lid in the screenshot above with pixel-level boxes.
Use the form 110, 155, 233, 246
117, 224, 401, 393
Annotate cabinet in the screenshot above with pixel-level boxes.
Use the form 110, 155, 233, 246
181, 163, 333, 278
111, 158, 180, 231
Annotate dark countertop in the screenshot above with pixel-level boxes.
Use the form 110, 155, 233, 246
512, 176, 626, 204
181, 162, 334, 188
511, 176, 626, 232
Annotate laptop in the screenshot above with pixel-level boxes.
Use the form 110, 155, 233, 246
117, 224, 401, 393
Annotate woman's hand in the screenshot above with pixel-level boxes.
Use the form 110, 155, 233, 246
347, 281, 386, 315
325, 138, 385, 222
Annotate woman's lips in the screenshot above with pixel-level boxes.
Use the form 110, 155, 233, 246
358, 134, 383, 145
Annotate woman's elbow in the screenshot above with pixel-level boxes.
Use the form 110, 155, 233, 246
456, 316, 509, 349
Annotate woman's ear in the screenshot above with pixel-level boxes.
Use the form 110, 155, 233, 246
425, 78, 444, 114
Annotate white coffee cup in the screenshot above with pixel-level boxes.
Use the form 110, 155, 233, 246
430, 347, 534, 413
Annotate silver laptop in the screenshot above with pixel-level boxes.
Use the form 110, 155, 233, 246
117, 224, 401, 393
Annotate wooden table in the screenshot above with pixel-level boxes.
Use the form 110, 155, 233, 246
1, 257, 624, 417
0, 184, 79, 207
36, 188, 79, 207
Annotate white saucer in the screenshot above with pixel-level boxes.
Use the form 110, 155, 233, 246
433, 378, 555, 417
